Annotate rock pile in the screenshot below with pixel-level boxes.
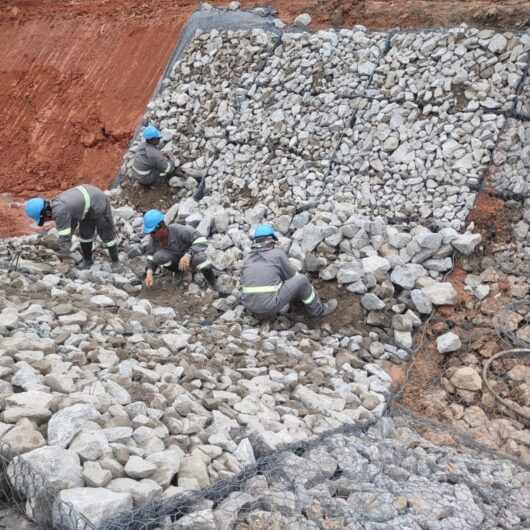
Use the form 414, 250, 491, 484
2, 5, 530, 528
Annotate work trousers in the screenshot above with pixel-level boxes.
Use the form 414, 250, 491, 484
242, 274, 324, 319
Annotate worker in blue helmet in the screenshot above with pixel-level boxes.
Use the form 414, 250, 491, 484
130, 126, 176, 187
24, 184, 120, 274
240, 224, 337, 319
141, 209, 216, 289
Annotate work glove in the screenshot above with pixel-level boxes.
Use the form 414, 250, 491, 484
144, 270, 154, 288
57, 261, 71, 274
178, 254, 191, 272
126, 245, 143, 260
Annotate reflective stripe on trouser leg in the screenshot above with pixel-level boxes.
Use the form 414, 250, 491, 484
104, 239, 117, 247
196, 260, 211, 270
79, 238, 93, 243
160, 261, 172, 268
302, 287, 316, 304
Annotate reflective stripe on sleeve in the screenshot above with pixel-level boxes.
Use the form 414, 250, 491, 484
132, 164, 152, 175
196, 260, 211, 270
160, 161, 173, 177
241, 284, 282, 294
302, 288, 316, 305
76, 186, 91, 219
192, 237, 208, 245
160, 261, 172, 268
57, 228, 72, 236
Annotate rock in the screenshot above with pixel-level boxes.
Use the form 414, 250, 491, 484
124, 455, 157, 479
361, 293, 385, 311
107, 478, 162, 505
145, 450, 181, 487
83, 461, 112, 487
54, 488, 132, 529
423, 283, 457, 306
294, 13, 311, 26
362, 256, 391, 274
390, 264, 427, 290
178, 453, 210, 489
48, 404, 100, 448
411, 289, 433, 314
161, 333, 190, 352
452, 233, 482, 255
293, 385, 345, 412
436, 332, 462, 353
10, 446, 84, 493
90, 295, 115, 307
488, 33, 507, 53
450, 367, 482, 392
2, 418, 45, 454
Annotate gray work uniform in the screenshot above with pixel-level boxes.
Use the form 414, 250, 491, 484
131, 142, 175, 186
50, 185, 116, 259
240, 246, 324, 318
146, 224, 211, 273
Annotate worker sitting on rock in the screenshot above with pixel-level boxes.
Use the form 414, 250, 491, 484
131, 126, 175, 186
240, 224, 337, 320
142, 209, 216, 288
24, 184, 120, 274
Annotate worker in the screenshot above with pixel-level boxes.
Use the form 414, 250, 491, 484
131, 126, 175, 186
240, 225, 337, 319
142, 209, 216, 288
24, 184, 119, 274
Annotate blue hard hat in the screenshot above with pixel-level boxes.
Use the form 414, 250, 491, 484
24, 198, 46, 225
143, 126, 161, 141
143, 209, 165, 234
253, 224, 277, 240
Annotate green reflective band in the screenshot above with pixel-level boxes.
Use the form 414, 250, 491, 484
132, 164, 151, 175
147, 255, 154, 261
192, 237, 208, 245
76, 186, 91, 220
105, 240, 117, 247
79, 238, 93, 243
196, 260, 210, 270
302, 288, 315, 305
57, 228, 72, 236
241, 284, 282, 294
161, 261, 172, 268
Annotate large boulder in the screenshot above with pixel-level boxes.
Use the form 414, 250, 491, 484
53, 488, 133, 529
47, 404, 100, 448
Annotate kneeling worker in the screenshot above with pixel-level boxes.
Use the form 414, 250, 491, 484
240, 225, 337, 319
142, 209, 216, 288
131, 126, 175, 186
24, 184, 119, 274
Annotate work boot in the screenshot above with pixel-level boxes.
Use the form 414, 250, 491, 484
202, 268, 217, 288
172, 271, 182, 286
77, 242, 93, 270
314, 299, 337, 319
108, 246, 121, 272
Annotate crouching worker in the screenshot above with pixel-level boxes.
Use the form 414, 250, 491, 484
24, 184, 119, 274
131, 126, 175, 187
142, 209, 216, 288
240, 225, 337, 319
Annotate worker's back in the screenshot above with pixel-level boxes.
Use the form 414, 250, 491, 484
241, 247, 293, 288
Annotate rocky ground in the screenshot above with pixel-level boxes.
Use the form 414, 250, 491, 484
1, 5, 530, 529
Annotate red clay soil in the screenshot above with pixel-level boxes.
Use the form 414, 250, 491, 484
0, 1, 529, 237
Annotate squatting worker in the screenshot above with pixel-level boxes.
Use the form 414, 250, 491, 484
142, 209, 216, 288
24, 184, 119, 274
131, 126, 175, 186
240, 224, 337, 319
